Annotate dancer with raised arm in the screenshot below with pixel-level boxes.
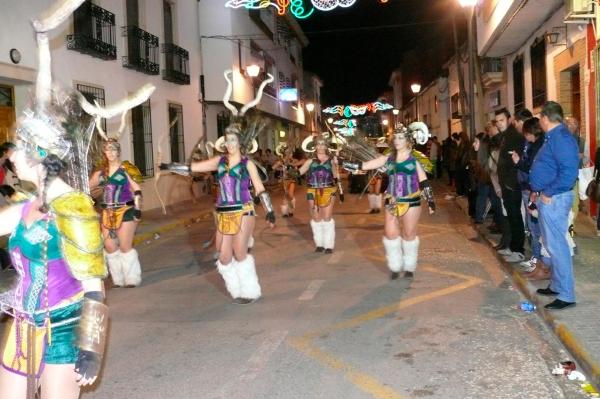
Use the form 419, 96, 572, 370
160, 70, 275, 305
343, 123, 435, 279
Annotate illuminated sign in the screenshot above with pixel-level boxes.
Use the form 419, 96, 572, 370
279, 88, 298, 102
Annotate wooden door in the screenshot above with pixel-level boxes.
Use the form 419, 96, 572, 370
0, 85, 15, 143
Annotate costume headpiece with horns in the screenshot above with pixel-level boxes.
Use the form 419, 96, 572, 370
301, 132, 347, 153
392, 121, 431, 146
213, 69, 274, 154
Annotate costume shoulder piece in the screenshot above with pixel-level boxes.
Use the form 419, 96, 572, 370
411, 150, 433, 174
50, 191, 107, 281
122, 161, 143, 184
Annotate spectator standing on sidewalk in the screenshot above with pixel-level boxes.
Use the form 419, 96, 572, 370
511, 118, 547, 278
594, 146, 600, 236
530, 101, 579, 310
495, 108, 526, 263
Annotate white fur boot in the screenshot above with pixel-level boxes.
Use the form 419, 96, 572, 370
235, 255, 261, 300
105, 250, 124, 287
121, 249, 142, 287
383, 237, 403, 272
310, 219, 324, 250
367, 194, 375, 211
290, 198, 296, 213
217, 259, 240, 299
402, 237, 420, 273
374, 194, 382, 211
247, 235, 255, 252
281, 203, 289, 216
322, 219, 336, 252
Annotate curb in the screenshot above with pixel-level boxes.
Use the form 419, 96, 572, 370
452, 198, 600, 389
132, 210, 213, 247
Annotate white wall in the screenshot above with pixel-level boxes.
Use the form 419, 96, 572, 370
476, 0, 520, 55
0, 0, 204, 210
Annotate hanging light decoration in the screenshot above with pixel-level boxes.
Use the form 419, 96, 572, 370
224, 0, 360, 19
323, 102, 394, 117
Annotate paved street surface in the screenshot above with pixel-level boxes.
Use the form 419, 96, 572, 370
18, 185, 591, 398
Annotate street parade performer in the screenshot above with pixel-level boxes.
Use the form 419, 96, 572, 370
342, 122, 435, 279
160, 70, 276, 305
0, 1, 109, 396
273, 143, 301, 217
299, 134, 344, 254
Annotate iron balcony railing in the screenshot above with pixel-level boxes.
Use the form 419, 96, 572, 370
162, 43, 190, 85
481, 57, 503, 74
66, 2, 116, 60
121, 26, 159, 75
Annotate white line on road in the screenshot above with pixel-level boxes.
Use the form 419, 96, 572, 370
326, 252, 342, 265
217, 330, 288, 397
238, 330, 289, 382
298, 279, 325, 301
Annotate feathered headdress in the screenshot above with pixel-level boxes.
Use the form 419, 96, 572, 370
213, 69, 273, 154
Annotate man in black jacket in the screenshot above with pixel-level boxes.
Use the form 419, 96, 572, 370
495, 108, 526, 263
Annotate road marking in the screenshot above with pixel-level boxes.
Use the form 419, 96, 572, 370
326, 252, 342, 265
298, 280, 325, 301
287, 264, 483, 398
239, 330, 289, 382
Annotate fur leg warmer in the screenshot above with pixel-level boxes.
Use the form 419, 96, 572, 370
383, 237, 403, 272
368, 194, 376, 210
402, 237, 420, 272
217, 259, 241, 299
105, 250, 124, 287
235, 255, 261, 300
374, 194, 382, 210
290, 198, 296, 212
281, 204, 289, 216
121, 249, 142, 287
310, 219, 324, 248
322, 219, 336, 250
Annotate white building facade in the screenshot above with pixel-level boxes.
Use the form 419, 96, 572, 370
0, 0, 204, 210
198, 1, 308, 153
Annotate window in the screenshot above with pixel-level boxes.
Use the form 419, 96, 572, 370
217, 111, 229, 138
512, 55, 525, 112
163, 0, 174, 45
168, 103, 185, 163
131, 99, 153, 177
451, 93, 461, 119
530, 37, 547, 108
76, 83, 106, 132
67, 1, 116, 60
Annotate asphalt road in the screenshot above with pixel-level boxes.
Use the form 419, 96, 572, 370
4, 185, 587, 398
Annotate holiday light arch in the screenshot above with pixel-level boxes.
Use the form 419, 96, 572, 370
322, 102, 394, 117
224, 0, 358, 19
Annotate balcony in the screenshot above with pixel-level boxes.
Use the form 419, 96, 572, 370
162, 43, 190, 85
480, 57, 504, 88
66, 2, 116, 60
121, 26, 159, 75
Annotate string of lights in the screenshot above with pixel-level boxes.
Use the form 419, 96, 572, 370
323, 102, 393, 117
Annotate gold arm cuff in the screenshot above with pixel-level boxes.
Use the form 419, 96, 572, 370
77, 298, 109, 355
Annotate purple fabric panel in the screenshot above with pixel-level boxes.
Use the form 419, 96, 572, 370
388, 172, 419, 198
46, 259, 82, 307
118, 178, 134, 202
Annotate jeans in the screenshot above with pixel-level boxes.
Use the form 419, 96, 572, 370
475, 184, 489, 223
537, 190, 575, 303
502, 187, 525, 254
521, 190, 541, 259
489, 187, 511, 248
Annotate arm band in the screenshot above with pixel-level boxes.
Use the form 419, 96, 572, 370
258, 191, 274, 214
419, 179, 435, 209
77, 293, 109, 356
133, 190, 142, 210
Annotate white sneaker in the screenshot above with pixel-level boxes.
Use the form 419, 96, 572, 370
504, 252, 525, 263
518, 257, 537, 272
497, 248, 512, 256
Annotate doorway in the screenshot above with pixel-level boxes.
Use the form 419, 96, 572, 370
0, 85, 15, 144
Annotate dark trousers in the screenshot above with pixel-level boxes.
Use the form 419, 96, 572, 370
502, 187, 525, 254
455, 168, 468, 196
475, 184, 489, 223
436, 159, 443, 179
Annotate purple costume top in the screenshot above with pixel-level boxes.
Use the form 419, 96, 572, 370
307, 157, 334, 188
100, 167, 134, 207
385, 155, 420, 199
0, 201, 82, 318
216, 156, 253, 207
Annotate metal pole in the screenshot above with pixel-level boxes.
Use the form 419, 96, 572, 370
467, 6, 476, 140
415, 95, 419, 121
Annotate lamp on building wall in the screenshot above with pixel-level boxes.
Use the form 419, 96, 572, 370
279, 130, 286, 138
306, 102, 315, 133
411, 83, 421, 122
546, 26, 567, 46
306, 102, 315, 112
327, 117, 334, 124
245, 64, 261, 77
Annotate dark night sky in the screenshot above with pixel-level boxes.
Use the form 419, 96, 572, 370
298, 0, 466, 105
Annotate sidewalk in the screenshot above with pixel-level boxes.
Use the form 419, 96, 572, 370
451, 193, 600, 389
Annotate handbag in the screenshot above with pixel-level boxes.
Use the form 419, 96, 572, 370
586, 171, 600, 203
579, 165, 595, 200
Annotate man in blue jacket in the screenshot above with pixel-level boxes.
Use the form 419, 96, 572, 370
529, 101, 579, 310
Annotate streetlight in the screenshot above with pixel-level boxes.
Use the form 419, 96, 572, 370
327, 117, 334, 124
306, 102, 315, 133
410, 83, 421, 122
392, 109, 399, 127
459, 0, 477, 140
245, 64, 261, 78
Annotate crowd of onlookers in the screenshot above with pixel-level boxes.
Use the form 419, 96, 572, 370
423, 101, 600, 310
